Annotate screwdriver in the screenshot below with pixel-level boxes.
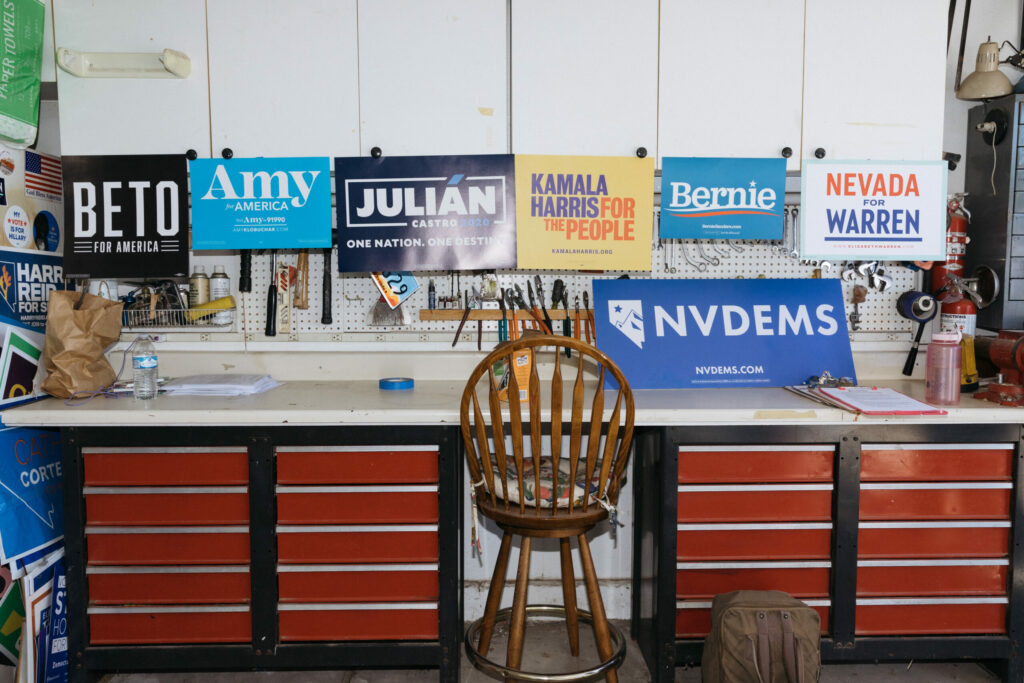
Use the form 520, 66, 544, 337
265, 250, 277, 337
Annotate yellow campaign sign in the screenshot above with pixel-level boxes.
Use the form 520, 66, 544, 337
515, 155, 654, 270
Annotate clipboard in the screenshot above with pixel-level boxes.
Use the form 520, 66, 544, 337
816, 386, 947, 415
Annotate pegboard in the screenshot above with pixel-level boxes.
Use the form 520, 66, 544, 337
223, 202, 919, 341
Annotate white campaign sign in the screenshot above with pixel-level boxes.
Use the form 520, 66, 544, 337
800, 160, 946, 261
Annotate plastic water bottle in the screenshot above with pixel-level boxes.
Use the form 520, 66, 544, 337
132, 335, 158, 400
925, 330, 961, 406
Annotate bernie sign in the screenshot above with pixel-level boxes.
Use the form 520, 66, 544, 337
335, 154, 516, 272
800, 160, 946, 260
593, 278, 856, 389
660, 157, 786, 240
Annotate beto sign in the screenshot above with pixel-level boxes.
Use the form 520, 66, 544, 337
62, 155, 189, 279
336, 154, 516, 272
660, 157, 786, 240
594, 278, 855, 389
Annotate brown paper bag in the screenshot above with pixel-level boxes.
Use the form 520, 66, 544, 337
40, 290, 124, 398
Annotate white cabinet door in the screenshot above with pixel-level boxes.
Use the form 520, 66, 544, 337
803, 0, 946, 161
658, 0, 804, 170
358, 0, 507, 156
511, 0, 658, 157
52, 0, 210, 156
207, 0, 360, 160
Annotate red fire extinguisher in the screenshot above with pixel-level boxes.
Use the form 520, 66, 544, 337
932, 194, 970, 295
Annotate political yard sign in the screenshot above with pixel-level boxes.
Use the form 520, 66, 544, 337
0, 427, 63, 563
800, 160, 946, 260
594, 278, 855, 389
660, 157, 786, 240
62, 155, 190, 279
336, 154, 516, 272
189, 157, 333, 250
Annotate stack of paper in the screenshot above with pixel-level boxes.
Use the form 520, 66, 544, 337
161, 374, 282, 396
785, 385, 947, 415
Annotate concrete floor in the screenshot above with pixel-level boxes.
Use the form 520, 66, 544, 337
93, 620, 1001, 683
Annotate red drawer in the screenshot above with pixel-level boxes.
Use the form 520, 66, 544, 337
678, 446, 833, 483
279, 605, 438, 641
277, 447, 438, 484
855, 600, 1006, 635
84, 448, 248, 486
861, 444, 1012, 482
278, 566, 438, 603
678, 524, 832, 561
678, 486, 832, 522
856, 562, 1007, 597
676, 564, 830, 600
859, 484, 1011, 520
858, 523, 1010, 559
88, 568, 250, 605
277, 527, 438, 564
89, 607, 251, 644
676, 603, 830, 638
86, 528, 250, 565
85, 489, 249, 525
277, 487, 438, 524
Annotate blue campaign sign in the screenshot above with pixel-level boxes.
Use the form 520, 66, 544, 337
660, 157, 786, 240
0, 248, 65, 332
593, 278, 856, 389
189, 157, 333, 249
0, 427, 63, 563
335, 154, 516, 272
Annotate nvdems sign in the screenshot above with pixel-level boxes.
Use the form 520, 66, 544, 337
660, 157, 786, 240
594, 278, 855, 389
335, 154, 516, 272
189, 157, 333, 250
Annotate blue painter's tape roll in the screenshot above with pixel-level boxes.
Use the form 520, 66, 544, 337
379, 377, 414, 391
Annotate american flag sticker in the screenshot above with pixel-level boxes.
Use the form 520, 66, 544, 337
24, 151, 61, 198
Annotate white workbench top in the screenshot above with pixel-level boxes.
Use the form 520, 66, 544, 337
3, 379, 1023, 428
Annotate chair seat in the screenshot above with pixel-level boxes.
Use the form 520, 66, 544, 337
489, 456, 599, 509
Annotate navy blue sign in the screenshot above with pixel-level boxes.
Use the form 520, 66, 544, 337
0, 249, 64, 331
593, 278, 855, 389
335, 154, 516, 271
0, 426, 63, 563
190, 157, 333, 250
661, 157, 786, 240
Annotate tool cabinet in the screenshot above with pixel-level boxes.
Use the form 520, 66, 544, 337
633, 424, 1024, 683
62, 427, 461, 683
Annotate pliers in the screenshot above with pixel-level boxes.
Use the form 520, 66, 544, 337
504, 288, 519, 340
497, 288, 509, 342
535, 276, 553, 334
512, 285, 549, 333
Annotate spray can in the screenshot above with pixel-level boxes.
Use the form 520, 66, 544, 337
189, 265, 210, 309
210, 265, 232, 325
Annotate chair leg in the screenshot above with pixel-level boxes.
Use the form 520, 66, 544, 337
559, 537, 580, 656
477, 532, 513, 655
507, 536, 532, 673
578, 532, 618, 683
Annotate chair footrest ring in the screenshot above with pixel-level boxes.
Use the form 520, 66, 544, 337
464, 604, 627, 682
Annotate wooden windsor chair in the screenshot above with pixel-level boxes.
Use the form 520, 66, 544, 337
460, 334, 635, 682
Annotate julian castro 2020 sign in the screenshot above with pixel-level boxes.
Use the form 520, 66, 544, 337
335, 154, 516, 272
593, 278, 855, 389
660, 157, 786, 240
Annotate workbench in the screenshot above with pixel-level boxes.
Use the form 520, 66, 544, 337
5, 379, 1024, 682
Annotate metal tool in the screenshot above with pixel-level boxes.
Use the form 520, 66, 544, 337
583, 290, 596, 343
574, 295, 581, 340
294, 249, 309, 309
561, 290, 572, 356
681, 241, 707, 272
513, 285, 549, 333
504, 288, 519, 340
849, 284, 867, 332
789, 206, 800, 258
535, 276, 553, 333
527, 281, 541, 329
497, 288, 508, 342
321, 248, 333, 325
696, 240, 719, 266
452, 290, 471, 347
265, 250, 277, 337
